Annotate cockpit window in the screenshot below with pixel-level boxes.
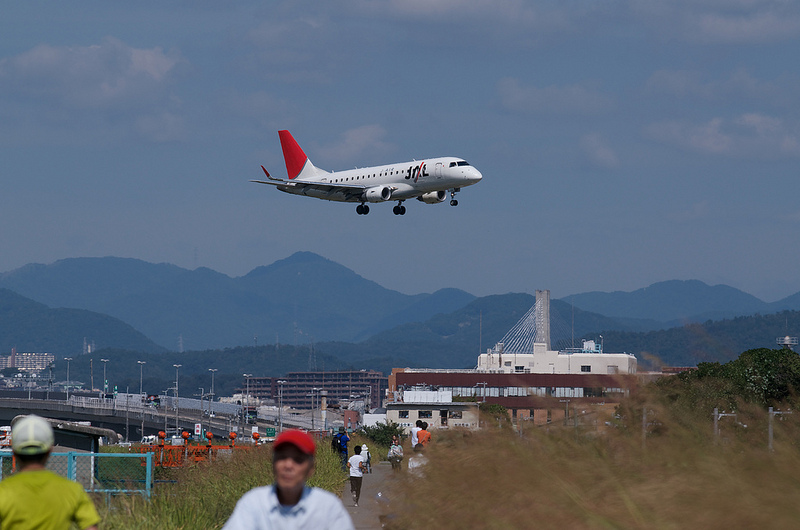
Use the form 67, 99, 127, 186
457, 161, 470, 167
449, 162, 457, 168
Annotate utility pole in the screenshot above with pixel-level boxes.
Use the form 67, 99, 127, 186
137, 360, 146, 441
174, 364, 182, 435
100, 359, 109, 395
208, 368, 218, 417
277, 380, 287, 433
64, 357, 73, 401
768, 407, 792, 451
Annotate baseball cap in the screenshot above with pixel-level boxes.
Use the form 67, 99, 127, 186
12, 415, 54, 455
273, 429, 315, 456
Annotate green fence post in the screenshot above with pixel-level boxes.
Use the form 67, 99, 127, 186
145, 452, 153, 499
67, 452, 76, 481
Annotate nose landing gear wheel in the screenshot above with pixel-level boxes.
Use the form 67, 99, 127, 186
450, 199, 458, 206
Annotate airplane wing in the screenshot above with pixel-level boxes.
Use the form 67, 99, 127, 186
251, 166, 370, 201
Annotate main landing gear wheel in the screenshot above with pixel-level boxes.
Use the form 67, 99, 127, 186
392, 203, 406, 215
356, 203, 370, 215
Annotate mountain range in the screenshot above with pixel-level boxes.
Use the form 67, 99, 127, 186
2, 252, 800, 373
0, 252, 475, 351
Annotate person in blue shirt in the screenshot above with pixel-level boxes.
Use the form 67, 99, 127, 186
333, 426, 350, 471
223, 429, 353, 529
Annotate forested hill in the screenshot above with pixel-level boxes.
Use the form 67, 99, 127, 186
591, 310, 800, 368
0, 289, 164, 355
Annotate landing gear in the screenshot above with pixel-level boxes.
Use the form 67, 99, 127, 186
356, 203, 370, 215
450, 188, 460, 206
450, 199, 458, 206
392, 201, 407, 215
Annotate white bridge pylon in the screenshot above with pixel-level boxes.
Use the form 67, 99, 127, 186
498, 290, 552, 353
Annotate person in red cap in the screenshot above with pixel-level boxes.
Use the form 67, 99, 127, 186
223, 429, 353, 529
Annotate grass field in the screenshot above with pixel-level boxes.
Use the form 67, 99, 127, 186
98, 442, 347, 529
95, 396, 800, 529
386, 399, 800, 529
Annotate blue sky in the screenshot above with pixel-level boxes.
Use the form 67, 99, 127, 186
2, 1, 799, 302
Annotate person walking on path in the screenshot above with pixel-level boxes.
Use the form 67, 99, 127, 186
347, 445, 367, 507
410, 420, 422, 447
332, 427, 350, 471
417, 422, 431, 447
360, 444, 371, 474
223, 429, 354, 529
0, 415, 100, 530
387, 436, 404, 471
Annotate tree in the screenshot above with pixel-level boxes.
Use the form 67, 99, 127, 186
656, 348, 800, 410
358, 420, 405, 447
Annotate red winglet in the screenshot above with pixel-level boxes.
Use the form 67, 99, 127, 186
261, 165, 271, 179
278, 130, 308, 180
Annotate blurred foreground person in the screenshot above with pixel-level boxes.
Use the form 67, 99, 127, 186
0, 415, 100, 530
223, 429, 354, 529
407, 443, 428, 476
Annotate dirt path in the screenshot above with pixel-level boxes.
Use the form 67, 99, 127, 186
341, 460, 397, 529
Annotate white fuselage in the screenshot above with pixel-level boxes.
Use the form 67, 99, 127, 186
278, 157, 482, 203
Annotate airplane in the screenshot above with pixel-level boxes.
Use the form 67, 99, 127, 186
252, 130, 482, 215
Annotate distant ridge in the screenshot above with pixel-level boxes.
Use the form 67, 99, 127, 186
0, 253, 475, 351
562, 280, 775, 324
2, 253, 800, 357
0, 288, 164, 355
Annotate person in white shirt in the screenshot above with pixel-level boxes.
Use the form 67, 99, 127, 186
410, 420, 423, 447
346, 445, 367, 507
223, 430, 354, 529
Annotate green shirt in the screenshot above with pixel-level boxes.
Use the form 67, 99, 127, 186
0, 469, 100, 530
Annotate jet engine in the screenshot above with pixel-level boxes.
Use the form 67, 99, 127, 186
363, 186, 392, 203
417, 190, 447, 204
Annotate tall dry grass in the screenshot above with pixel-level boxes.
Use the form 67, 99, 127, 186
387, 401, 800, 529
99, 443, 347, 529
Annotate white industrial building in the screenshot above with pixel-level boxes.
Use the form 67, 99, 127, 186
476, 290, 636, 375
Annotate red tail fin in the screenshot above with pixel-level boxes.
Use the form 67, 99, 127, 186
278, 130, 308, 180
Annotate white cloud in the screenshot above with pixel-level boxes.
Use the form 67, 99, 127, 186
646, 113, 800, 158
0, 37, 181, 109
692, 10, 800, 43
496, 77, 613, 115
580, 133, 619, 169
632, 1, 800, 44
0, 37, 184, 142
316, 125, 395, 166
645, 68, 798, 108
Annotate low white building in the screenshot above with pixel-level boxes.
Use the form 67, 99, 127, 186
477, 340, 637, 375
386, 388, 480, 431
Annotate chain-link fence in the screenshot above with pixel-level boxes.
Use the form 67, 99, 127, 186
0, 450, 152, 498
